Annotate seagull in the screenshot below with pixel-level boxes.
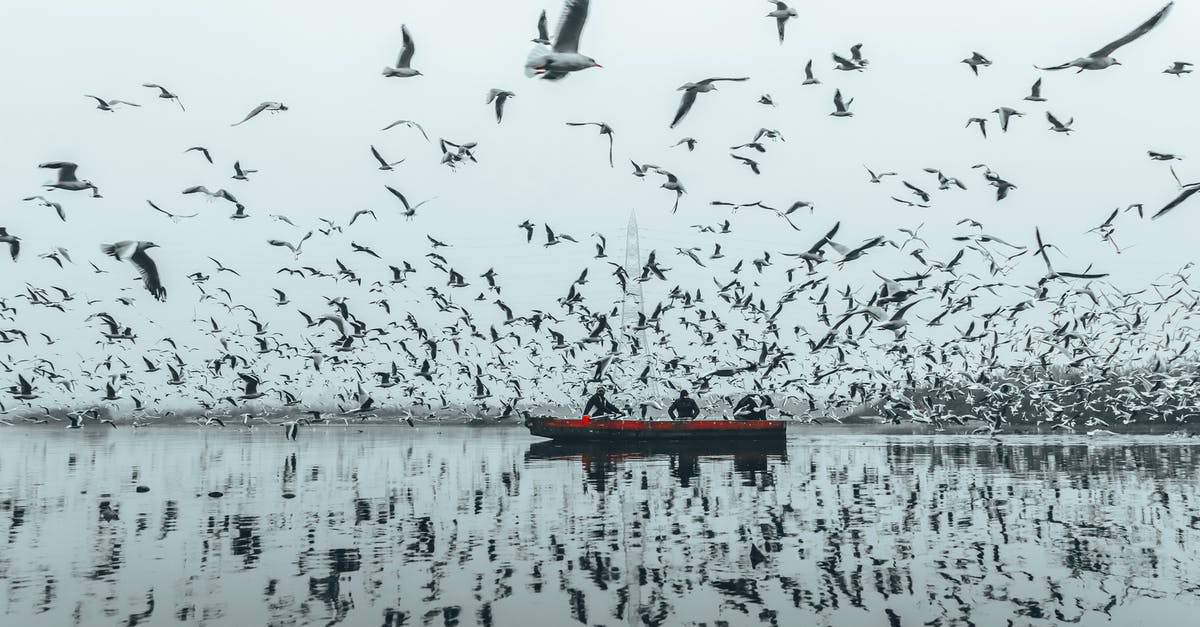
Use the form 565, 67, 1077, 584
370, 145, 404, 170
1164, 61, 1193, 77
184, 144, 213, 162
830, 89, 853, 117
1148, 151, 1182, 161
670, 77, 750, 128
864, 166, 896, 183
1038, 2, 1173, 72
965, 117, 988, 138
672, 138, 697, 151
660, 171, 686, 213
101, 241, 166, 301
0, 228, 19, 261
1024, 77, 1048, 102
231, 161, 257, 180
565, 121, 614, 166
385, 185, 433, 219
146, 200, 198, 223
267, 232, 313, 256
832, 53, 863, 72
231, 102, 287, 126
22, 196, 66, 222
992, 107, 1023, 132
766, 1, 798, 44
730, 153, 761, 174
84, 95, 140, 111
802, 59, 820, 85
382, 24, 422, 77
525, 0, 600, 80
1153, 170, 1200, 219
532, 9, 551, 44
486, 89, 515, 123
40, 162, 100, 196
141, 83, 185, 110
1046, 111, 1074, 133
379, 119, 429, 140
961, 52, 992, 75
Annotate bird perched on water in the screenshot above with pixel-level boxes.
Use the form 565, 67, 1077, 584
1037, 2, 1173, 72
382, 24, 422, 77
525, 0, 600, 80
101, 241, 166, 301
961, 52, 992, 75
39, 162, 100, 197
486, 89, 515, 123
0, 228, 19, 261
231, 102, 287, 126
565, 121, 614, 167
765, 1, 798, 44
670, 77, 749, 128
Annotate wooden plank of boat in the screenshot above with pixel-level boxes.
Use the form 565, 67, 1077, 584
525, 415, 786, 441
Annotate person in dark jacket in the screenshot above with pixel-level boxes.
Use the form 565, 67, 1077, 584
732, 393, 774, 420
583, 387, 619, 417
668, 390, 700, 420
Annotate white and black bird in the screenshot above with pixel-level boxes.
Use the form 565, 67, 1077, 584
1046, 111, 1074, 133
40, 162, 100, 197
101, 241, 166, 301
486, 89, 515, 123
1024, 77, 1048, 102
802, 59, 820, 85
231, 102, 287, 126
141, 83, 185, 110
565, 121, 614, 166
830, 89, 853, 117
766, 1, 798, 44
532, 9, 551, 45
1164, 61, 1193, 76
85, 95, 140, 111
670, 77, 750, 128
961, 52, 992, 75
0, 228, 20, 261
1038, 2, 1173, 72
370, 145, 404, 170
525, 0, 600, 80
383, 24, 422, 77
992, 107, 1024, 132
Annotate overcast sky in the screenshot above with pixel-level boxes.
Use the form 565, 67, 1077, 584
2, 0, 1197, 406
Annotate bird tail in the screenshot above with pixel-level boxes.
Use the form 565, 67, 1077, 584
524, 45, 550, 77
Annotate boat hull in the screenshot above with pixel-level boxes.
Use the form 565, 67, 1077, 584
525, 415, 786, 441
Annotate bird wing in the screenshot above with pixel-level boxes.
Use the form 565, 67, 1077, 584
552, 0, 590, 53
371, 145, 387, 167
1091, 2, 1173, 58
1152, 184, 1200, 219
670, 90, 698, 128
1046, 111, 1064, 127
130, 247, 167, 301
40, 161, 79, 181
833, 89, 846, 110
385, 185, 412, 211
537, 9, 550, 40
832, 53, 855, 67
398, 24, 416, 68
232, 102, 269, 126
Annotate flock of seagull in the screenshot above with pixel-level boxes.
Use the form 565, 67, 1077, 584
4, 0, 1200, 439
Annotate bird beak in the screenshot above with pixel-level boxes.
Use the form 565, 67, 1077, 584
593, 63, 603, 68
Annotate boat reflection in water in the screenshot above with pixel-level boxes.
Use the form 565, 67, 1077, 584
525, 437, 787, 490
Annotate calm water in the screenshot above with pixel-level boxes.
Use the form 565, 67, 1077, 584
1, 425, 1199, 627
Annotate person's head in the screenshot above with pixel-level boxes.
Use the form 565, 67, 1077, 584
596, 387, 605, 396
680, 390, 689, 399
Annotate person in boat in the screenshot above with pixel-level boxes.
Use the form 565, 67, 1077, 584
668, 390, 700, 420
583, 386, 620, 418
732, 393, 774, 420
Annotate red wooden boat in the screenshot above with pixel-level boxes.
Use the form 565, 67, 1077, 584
525, 414, 786, 441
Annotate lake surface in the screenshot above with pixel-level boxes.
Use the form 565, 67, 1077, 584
1, 425, 1199, 626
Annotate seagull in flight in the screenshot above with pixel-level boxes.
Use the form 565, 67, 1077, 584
565, 121, 614, 166
961, 52, 992, 75
525, 0, 600, 80
1037, 2, 1173, 72
85, 95, 140, 111
766, 1, 798, 44
231, 102, 287, 126
670, 77, 749, 128
101, 241, 167, 301
146, 200, 198, 223
142, 83, 185, 110
382, 24, 422, 77
486, 89, 515, 123
40, 162, 100, 197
